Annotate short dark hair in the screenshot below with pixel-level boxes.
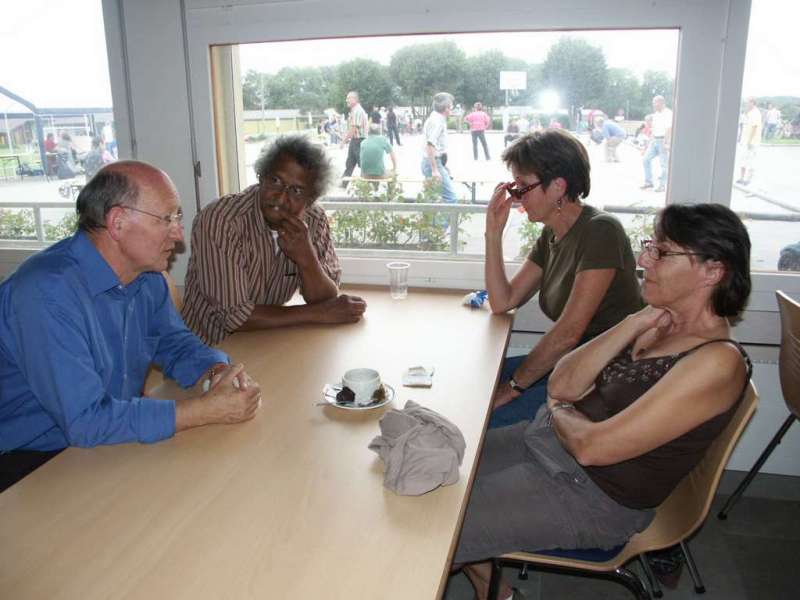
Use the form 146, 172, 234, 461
501, 129, 591, 201
253, 135, 333, 202
76, 169, 139, 232
655, 203, 751, 319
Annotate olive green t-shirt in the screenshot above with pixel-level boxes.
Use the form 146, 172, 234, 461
528, 205, 643, 340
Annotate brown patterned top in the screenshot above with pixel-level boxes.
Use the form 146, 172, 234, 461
181, 185, 341, 345
577, 340, 751, 509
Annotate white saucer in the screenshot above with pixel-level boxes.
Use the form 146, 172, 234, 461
322, 383, 395, 410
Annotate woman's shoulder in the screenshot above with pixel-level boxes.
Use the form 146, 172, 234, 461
576, 206, 629, 246
681, 338, 749, 370
583, 206, 625, 230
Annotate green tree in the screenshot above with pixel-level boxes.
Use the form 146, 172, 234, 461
242, 69, 271, 111
599, 68, 641, 119
462, 50, 508, 109
638, 70, 674, 116
542, 37, 608, 113
328, 59, 394, 114
390, 41, 467, 117
267, 66, 332, 113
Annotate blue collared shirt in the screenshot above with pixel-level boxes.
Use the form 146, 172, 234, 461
0, 231, 229, 451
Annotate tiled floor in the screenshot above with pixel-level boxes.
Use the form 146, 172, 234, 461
443, 472, 800, 600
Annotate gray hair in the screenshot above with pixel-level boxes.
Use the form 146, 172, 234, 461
432, 92, 454, 114
76, 169, 140, 232
368, 123, 382, 136
253, 135, 334, 202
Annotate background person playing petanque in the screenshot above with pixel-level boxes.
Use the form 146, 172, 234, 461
455, 203, 753, 600
484, 129, 642, 429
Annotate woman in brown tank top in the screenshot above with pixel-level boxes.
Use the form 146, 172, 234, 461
455, 203, 752, 600
547, 203, 751, 475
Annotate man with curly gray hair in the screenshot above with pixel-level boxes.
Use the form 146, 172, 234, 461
182, 135, 366, 345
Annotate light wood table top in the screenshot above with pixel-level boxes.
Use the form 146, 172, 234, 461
0, 286, 512, 599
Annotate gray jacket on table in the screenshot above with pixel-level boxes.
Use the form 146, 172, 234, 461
369, 400, 466, 495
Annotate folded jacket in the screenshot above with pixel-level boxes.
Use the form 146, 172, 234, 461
368, 400, 466, 495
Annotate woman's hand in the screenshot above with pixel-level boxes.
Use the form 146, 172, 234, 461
630, 305, 673, 336
485, 183, 513, 235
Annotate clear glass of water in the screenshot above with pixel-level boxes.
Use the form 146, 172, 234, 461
387, 261, 410, 299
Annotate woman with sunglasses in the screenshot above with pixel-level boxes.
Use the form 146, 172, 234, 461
455, 203, 752, 600
485, 129, 642, 429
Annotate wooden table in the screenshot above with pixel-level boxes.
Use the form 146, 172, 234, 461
0, 287, 512, 599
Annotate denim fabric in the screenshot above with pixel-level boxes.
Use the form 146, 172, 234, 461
488, 354, 549, 429
453, 415, 654, 564
420, 156, 456, 202
643, 138, 669, 186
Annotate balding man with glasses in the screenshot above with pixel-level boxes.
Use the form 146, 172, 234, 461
182, 135, 365, 346
0, 161, 262, 491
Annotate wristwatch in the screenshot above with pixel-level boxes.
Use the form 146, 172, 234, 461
508, 377, 528, 394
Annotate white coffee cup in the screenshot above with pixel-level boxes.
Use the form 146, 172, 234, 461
342, 368, 381, 406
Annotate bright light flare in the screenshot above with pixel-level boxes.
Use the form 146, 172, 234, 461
538, 90, 560, 113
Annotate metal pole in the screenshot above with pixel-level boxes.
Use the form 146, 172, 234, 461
34, 115, 46, 175
4, 113, 13, 154
33, 206, 45, 242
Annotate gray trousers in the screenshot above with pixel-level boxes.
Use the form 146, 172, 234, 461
454, 410, 653, 564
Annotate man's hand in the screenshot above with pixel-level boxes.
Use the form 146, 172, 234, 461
312, 294, 367, 324
201, 362, 229, 392
492, 381, 521, 410
177, 364, 261, 431
276, 214, 316, 267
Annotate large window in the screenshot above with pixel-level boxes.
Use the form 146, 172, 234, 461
0, 0, 116, 247
731, 0, 800, 273
212, 30, 679, 263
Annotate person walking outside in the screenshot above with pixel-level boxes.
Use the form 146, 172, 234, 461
386, 106, 402, 146
341, 91, 369, 183
421, 92, 457, 203
641, 95, 673, 193
465, 102, 491, 160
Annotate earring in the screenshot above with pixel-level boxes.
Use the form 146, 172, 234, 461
556, 197, 563, 212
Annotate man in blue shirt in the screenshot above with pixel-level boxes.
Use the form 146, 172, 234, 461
594, 116, 626, 163
0, 161, 261, 490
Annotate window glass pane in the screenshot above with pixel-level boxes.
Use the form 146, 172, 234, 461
733, 0, 800, 272
222, 30, 679, 260
0, 0, 116, 245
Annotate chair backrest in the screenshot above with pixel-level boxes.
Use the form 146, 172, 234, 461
624, 381, 758, 558
776, 290, 800, 418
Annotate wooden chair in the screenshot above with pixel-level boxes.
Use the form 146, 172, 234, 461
718, 290, 799, 519
487, 381, 758, 600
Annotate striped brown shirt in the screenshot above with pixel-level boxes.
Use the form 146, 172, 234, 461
349, 103, 369, 139
182, 184, 341, 345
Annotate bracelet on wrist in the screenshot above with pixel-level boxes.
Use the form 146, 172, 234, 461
508, 377, 528, 394
551, 401, 576, 414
